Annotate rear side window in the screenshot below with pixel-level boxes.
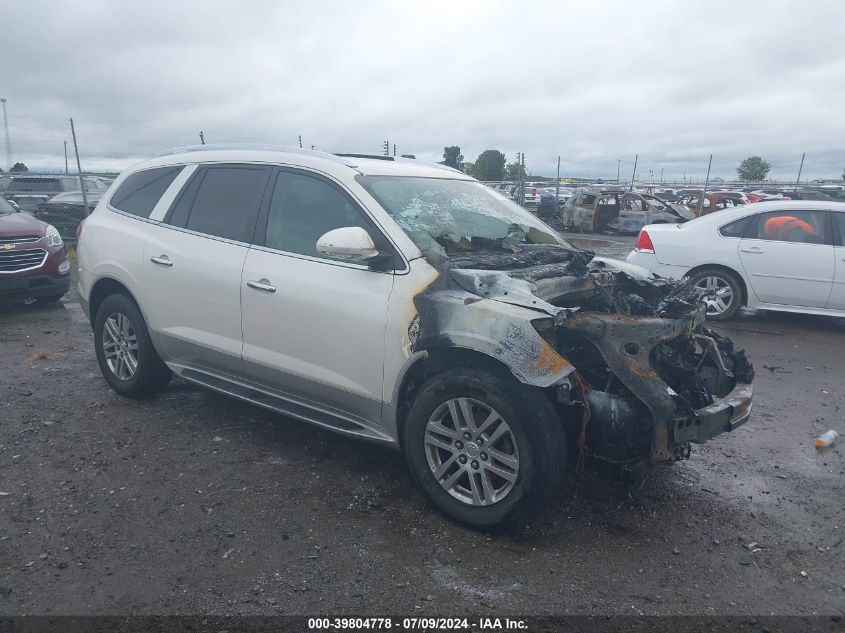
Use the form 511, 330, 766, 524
111, 166, 183, 218
719, 216, 751, 238
10, 178, 62, 193
751, 210, 828, 244
182, 166, 270, 242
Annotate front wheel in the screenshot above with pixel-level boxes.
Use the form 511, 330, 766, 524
93, 293, 171, 398
688, 267, 743, 320
403, 367, 566, 529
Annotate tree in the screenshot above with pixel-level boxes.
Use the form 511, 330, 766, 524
441, 146, 463, 170
10, 162, 28, 172
505, 160, 526, 182
736, 156, 770, 182
462, 162, 477, 178
473, 150, 506, 181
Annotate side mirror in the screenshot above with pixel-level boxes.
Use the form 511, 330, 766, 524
316, 227, 380, 262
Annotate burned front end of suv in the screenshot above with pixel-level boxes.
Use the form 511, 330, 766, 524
410, 245, 754, 476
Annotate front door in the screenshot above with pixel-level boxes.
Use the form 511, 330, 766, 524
240, 169, 397, 433
738, 209, 834, 308
826, 210, 845, 310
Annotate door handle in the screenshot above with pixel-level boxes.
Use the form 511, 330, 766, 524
150, 255, 173, 266
740, 247, 763, 254
247, 279, 276, 293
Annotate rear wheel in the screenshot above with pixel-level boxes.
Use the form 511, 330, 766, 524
403, 367, 566, 529
688, 267, 743, 320
94, 293, 171, 398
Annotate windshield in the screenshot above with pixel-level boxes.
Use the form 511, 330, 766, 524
357, 176, 573, 265
0, 197, 15, 215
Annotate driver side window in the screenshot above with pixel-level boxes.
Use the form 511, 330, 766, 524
264, 171, 373, 261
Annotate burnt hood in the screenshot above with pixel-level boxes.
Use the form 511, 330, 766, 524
447, 255, 704, 321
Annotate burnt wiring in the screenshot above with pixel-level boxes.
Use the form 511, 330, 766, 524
571, 371, 592, 481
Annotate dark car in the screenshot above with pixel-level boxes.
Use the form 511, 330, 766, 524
34, 191, 102, 240
3, 175, 105, 213
0, 196, 71, 303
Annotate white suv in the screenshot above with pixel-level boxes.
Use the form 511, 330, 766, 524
78, 146, 753, 528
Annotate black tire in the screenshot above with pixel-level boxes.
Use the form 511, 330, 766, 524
403, 367, 566, 530
93, 293, 171, 398
687, 267, 743, 321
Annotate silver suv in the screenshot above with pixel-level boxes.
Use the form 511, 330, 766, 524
78, 146, 754, 528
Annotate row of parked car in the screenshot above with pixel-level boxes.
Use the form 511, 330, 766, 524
1, 174, 113, 239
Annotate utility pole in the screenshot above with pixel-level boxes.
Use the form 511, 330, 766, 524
794, 152, 805, 192
393, 143, 396, 157
298, 134, 302, 148
64, 141, 69, 174
70, 118, 90, 218
616, 159, 621, 184
629, 154, 638, 191
660, 167, 664, 184
698, 154, 713, 217
1, 98, 11, 171
199, 130, 205, 145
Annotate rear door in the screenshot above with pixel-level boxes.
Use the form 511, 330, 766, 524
141, 164, 272, 374
240, 168, 397, 430
826, 210, 845, 310
737, 209, 834, 308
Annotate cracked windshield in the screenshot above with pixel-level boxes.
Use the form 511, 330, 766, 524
358, 176, 573, 263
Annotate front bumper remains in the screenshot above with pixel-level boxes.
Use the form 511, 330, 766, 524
673, 382, 753, 445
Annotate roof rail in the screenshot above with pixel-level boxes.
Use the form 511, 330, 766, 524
334, 153, 395, 161
154, 143, 342, 162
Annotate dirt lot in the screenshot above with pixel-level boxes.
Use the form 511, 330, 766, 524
1, 234, 843, 616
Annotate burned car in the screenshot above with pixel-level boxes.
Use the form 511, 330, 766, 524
678, 192, 747, 217
562, 188, 694, 233
79, 149, 752, 529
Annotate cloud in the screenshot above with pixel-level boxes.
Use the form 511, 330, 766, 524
1, 0, 842, 181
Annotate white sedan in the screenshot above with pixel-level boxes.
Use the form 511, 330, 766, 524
626, 200, 845, 320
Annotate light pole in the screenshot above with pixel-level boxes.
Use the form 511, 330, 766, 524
616, 159, 621, 184
1, 98, 11, 171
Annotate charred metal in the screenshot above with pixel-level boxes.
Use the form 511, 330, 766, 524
408, 244, 754, 474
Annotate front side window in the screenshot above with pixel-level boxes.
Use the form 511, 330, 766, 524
182, 166, 270, 242
111, 166, 183, 218
264, 171, 373, 260
752, 210, 828, 244
835, 212, 845, 246
357, 175, 571, 264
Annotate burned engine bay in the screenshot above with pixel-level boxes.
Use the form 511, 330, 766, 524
410, 244, 754, 473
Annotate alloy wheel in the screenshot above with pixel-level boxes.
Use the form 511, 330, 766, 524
102, 312, 139, 381
694, 275, 734, 316
424, 397, 520, 506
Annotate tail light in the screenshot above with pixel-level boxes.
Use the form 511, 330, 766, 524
2, 193, 12, 200
76, 219, 86, 240
634, 229, 654, 253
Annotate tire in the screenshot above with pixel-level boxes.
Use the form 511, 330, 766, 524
688, 267, 743, 321
403, 367, 566, 530
93, 293, 171, 398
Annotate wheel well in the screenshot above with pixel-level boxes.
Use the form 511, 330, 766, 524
395, 347, 523, 442
88, 278, 139, 325
684, 264, 748, 305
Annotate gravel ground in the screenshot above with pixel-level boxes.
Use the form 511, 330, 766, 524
1, 234, 843, 616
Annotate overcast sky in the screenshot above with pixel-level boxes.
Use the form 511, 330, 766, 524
1, 0, 843, 181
